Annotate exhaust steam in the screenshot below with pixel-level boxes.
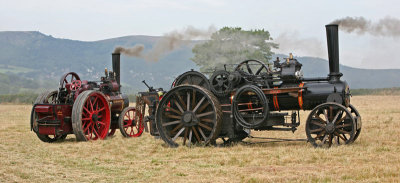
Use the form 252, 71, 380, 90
114, 26, 216, 61
331, 16, 400, 37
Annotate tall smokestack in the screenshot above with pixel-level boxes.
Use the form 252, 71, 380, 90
112, 53, 121, 90
325, 24, 343, 82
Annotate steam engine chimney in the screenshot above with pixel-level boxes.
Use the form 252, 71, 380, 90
325, 24, 343, 82
112, 53, 121, 91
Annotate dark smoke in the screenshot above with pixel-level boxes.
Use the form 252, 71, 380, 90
114, 44, 144, 57
114, 26, 216, 62
331, 16, 400, 37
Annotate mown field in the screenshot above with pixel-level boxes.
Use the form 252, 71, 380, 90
0, 96, 399, 182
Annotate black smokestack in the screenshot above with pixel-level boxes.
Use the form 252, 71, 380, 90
325, 24, 342, 82
112, 53, 121, 90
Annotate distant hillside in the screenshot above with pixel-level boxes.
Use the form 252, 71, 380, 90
0, 31, 399, 94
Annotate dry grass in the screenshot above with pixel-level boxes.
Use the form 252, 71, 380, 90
0, 96, 399, 182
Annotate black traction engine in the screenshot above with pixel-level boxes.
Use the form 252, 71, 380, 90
152, 24, 362, 148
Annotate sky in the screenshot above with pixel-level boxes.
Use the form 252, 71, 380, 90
1, 0, 400, 69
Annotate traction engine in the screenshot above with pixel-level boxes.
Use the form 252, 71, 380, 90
30, 53, 144, 142
152, 24, 362, 148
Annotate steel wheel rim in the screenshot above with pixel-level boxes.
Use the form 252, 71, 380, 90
157, 85, 220, 147
81, 92, 110, 140
306, 103, 356, 148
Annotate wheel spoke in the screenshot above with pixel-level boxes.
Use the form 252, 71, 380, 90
172, 127, 185, 141
165, 114, 181, 119
331, 110, 341, 124
310, 128, 324, 133
175, 93, 186, 109
329, 106, 333, 122
165, 106, 182, 115
93, 127, 100, 137
187, 92, 190, 111
316, 115, 327, 124
170, 124, 184, 134
337, 129, 351, 134
334, 131, 346, 141
311, 121, 325, 128
335, 123, 352, 128
162, 120, 181, 127
173, 100, 184, 113
192, 90, 196, 110
197, 101, 210, 113
201, 118, 213, 123
83, 106, 91, 115
198, 127, 207, 140
97, 121, 105, 126
315, 131, 325, 139
335, 115, 347, 125
183, 127, 188, 145
328, 134, 333, 147
92, 97, 98, 110
89, 97, 94, 111
246, 62, 253, 74
323, 109, 329, 123
196, 111, 214, 118
198, 80, 205, 86
192, 126, 201, 142
198, 122, 212, 131
97, 107, 105, 113
193, 97, 205, 113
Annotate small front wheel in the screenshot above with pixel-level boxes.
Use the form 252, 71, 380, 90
305, 102, 356, 148
118, 107, 144, 138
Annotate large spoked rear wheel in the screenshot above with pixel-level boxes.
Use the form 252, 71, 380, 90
173, 71, 211, 90
156, 85, 222, 147
305, 102, 356, 148
72, 91, 111, 141
31, 90, 67, 143
119, 107, 144, 138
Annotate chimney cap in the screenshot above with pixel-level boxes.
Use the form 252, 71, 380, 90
325, 24, 338, 27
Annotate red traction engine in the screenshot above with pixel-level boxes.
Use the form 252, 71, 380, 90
30, 53, 143, 142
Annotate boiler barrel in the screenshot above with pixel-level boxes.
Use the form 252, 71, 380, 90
269, 81, 348, 111
108, 94, 129, 113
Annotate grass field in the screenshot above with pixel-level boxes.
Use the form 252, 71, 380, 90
0, 96, 399, 182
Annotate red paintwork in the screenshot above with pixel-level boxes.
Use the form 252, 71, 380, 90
34, 104, 73, 136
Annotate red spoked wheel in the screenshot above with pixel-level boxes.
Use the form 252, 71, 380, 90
70, 80, 82, 91
59, 72, 80, 90
118, 107, 144, 138
72, 90, 111, 141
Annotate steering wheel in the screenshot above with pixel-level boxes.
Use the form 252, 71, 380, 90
70, 80, 82, 91
59, 72, 80, 90
234, 60, 270, 76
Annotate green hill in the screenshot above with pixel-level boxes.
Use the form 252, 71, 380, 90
0, 31, 399, 95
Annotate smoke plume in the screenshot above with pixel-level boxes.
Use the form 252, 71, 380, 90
114, 44, 144, 57
114, 26, 216, 61
274, 31, 326, 58
331, 16, 400, 37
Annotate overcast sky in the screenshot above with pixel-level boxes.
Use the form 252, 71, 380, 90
1, 0, 400, 69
